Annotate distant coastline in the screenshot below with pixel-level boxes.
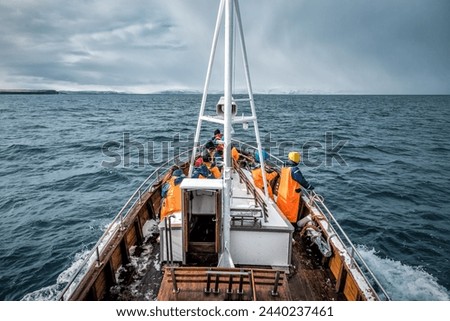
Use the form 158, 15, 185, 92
0, 89, 59, 95
1, 89, 448, 96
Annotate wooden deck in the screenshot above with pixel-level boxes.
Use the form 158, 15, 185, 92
156, 234, 343, 301
157, 267, 291, 301
107, 231, 343, 301
289, 233, 344, 301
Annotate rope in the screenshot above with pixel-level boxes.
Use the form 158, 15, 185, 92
299, 224, 321, 238
307, 192, 326, 220
308, 191, 324, 205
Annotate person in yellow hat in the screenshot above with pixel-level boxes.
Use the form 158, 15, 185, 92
276, 151, 314, 223
287, 152, 313, 189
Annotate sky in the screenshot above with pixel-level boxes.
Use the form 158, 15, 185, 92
0, 0, 449, 94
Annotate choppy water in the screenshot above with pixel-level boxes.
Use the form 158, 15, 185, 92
0, 94, 449, 301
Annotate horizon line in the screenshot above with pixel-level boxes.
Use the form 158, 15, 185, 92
1, 89, 449, 96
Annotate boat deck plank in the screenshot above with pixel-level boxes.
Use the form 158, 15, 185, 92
157, 267, 291, 301
288, 234, 344, 301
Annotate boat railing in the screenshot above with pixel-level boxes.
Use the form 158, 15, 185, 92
57, 149, 193, 300
232, 138, 285, 168
304, 188, 390, 300
231, 140, 390, 300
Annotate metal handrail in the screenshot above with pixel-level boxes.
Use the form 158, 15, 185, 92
57, 149, 193, 300
231, 138, 285, 167
304, 188, 391, 300
232, 141, 390, 300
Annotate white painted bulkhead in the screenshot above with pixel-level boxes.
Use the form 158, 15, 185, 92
229, 170, 294, 268
159, 213, 183, 262
159, 172, 293, 268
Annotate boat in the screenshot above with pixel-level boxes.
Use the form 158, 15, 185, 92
57, 0, 390, 301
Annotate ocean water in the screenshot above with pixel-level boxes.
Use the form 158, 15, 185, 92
0, 94, 449, 301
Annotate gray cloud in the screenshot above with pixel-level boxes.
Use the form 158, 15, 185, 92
0, 0, 449, 94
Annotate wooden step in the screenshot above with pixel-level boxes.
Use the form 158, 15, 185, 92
157, 266, 291, 301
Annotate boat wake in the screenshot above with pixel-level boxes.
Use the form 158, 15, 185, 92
357, 245, 450, 301
21, 220, 163, 301
23, 242, 450, 301
21, 250, 91, 301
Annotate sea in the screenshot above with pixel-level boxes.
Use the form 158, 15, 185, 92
0, 93, 449, 301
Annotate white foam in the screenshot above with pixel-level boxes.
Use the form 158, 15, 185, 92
21, 284, 61, 301
21, 218, 121, 301
112, 243, 157, 300
153, 253, 161, 271
23, 219, 160, 301
21, 250, 91, 301
142, 219, 159, 239
357, 245, 450, 301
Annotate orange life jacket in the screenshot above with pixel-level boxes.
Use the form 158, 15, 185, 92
232, 147, 239, 161
204, 161, 221, 178
160, 177, 182, 220
252, 167, 278, 199
276, 167, 301, 223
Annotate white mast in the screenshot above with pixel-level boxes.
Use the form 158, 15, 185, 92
188, 0, 269, 267
218, 0, 234, 267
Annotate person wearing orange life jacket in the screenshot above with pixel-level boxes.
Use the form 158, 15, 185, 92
232, 146, 240, 162
192, 154, 221, 179
212, 129, 224, 156
204, 139, 222, 165
202, 154, 222, 178
160, 169, 185, 220
276, 151, 314, 223
251, 150, 278, 199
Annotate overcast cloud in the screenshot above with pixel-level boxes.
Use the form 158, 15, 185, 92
0, 0, 449, 94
